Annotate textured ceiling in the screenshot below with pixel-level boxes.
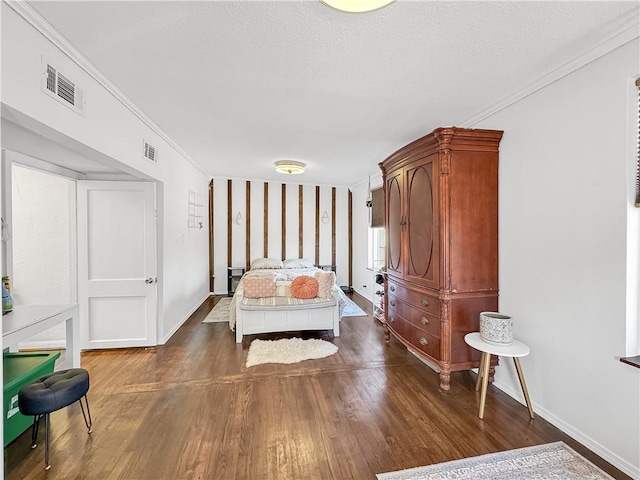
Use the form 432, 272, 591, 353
29, 1, 639, 186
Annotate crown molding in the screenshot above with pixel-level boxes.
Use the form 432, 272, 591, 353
463, 9, 640, 127
210, 175, 355, 189
3, 0, 211, 178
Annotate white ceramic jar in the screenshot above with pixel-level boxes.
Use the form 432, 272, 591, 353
479, 312, 513, 345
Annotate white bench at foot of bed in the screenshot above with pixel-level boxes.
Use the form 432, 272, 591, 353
235, 295, 340, 343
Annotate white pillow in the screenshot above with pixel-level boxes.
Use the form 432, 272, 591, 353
250, 258, 284, 270
283, 258, 315, 269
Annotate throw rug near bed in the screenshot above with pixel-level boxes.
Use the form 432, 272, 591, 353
376, 442, 614, 480
202, 297, 232, 323
246, 338, 338, 367
341, 298, 367, 317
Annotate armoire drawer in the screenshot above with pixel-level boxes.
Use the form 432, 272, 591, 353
387, 295, 439, 338
387, 316, 440, 360
387, 279, 439, 317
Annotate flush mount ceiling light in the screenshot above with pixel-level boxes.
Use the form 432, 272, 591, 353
320, 0, 395, 13
274, 160, 306, 175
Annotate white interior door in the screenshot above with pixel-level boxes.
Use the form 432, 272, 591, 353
77, 181, 157, 349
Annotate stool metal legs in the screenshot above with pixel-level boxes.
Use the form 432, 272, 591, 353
30, 413, 52, 470
30, 414, 41, 449
29, 395, 93, 470
44, 413, 51, 470
79, 394, 93, 434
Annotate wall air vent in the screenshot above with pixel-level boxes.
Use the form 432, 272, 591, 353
45, 64, 56, 93
41, 57, 84, 115
143, 140, 158, 163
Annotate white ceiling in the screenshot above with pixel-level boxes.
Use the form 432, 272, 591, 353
29, 0, 639, 186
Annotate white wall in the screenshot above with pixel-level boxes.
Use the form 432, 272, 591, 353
211, 178, 351, 294
1, 4, 210, 345
351, 173, 383, 303
473, 39, 640, 477
11, 162, 73, 348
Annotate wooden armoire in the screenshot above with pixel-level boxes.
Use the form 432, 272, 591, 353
380, 127, 503, 390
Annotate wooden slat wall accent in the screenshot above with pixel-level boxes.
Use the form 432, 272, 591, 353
214, 181, 354, 291
246, 181, 251, 270
315, 186, 320, 266
298, 185, 303, 259
227, 179, 232, 268
281, 184, 286, 260
331, 187, 336, 267
348, 189, 353, 288
209, 180, 215, 292
264, 183, 269, 258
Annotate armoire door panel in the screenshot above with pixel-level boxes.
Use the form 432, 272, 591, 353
386, 170, 403, 277
405, 159, 439, 288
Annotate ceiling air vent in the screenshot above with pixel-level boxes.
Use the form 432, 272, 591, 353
143, 141, 158, 163
41, 57, 84, 115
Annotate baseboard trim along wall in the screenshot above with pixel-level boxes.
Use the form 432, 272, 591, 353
160, 292, 210, 345
491, 378, 639, 479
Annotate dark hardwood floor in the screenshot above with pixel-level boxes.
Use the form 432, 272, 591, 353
5, 294, 631, 479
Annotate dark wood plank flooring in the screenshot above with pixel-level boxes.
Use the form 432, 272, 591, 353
4, 294, 631, 479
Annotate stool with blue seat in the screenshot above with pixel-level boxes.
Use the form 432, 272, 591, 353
18, 368, 93, 470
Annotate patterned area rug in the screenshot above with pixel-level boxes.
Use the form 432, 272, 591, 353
202, 297, 232, 323
246, 337, 338, 367
341, 297, 367, 317
376, 442, 614, 480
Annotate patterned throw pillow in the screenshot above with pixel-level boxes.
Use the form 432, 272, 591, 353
291, 275, 319, 299
243, 275, 277, 298
314, 271, 336, 299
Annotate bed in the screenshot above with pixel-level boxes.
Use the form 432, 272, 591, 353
229, 258, 347, 343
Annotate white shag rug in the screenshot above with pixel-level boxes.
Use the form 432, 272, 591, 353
246, 338, 338, 367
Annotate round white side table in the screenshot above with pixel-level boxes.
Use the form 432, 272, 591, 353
464, 332, 534, 420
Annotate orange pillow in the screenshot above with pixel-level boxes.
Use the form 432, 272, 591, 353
291, 275, 319, 299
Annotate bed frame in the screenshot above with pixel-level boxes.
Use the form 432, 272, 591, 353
234, 291, 340, 343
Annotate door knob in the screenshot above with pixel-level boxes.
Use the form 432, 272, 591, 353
145, 277, 157, 284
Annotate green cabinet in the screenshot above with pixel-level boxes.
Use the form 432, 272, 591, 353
3, 352, 60, 446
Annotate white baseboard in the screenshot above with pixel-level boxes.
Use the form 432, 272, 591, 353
492, 378, 640, 479
160, 293, 210, 345
16, 340, 66, 351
